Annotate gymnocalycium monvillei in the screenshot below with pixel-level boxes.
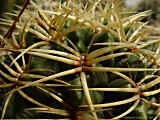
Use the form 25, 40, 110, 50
0, 0, 160, 119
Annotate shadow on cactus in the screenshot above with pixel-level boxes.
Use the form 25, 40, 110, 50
0, 0, 160, 119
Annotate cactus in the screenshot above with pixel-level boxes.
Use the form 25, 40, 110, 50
0, 0, 160, 119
